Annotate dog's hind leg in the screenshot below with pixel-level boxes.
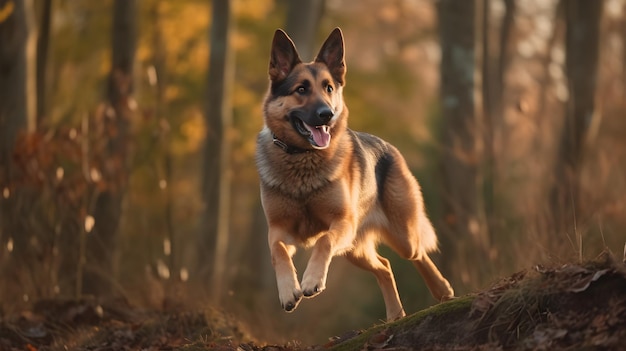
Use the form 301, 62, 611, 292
384, 219, 455, 302
382, 211, 455, 303
412, 254, 454, 302
411, 216, 454, 302
379, 158, 455, 304
345, 244, 406, 321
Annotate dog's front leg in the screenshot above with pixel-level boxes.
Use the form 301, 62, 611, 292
301, 221, 354, 298
269, 235, 302, 312
300, 235, 332, 298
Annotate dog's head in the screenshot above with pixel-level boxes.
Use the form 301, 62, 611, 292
263, 28, 347, 151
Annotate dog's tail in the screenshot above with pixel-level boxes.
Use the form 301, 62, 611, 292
419, 211, 439, 253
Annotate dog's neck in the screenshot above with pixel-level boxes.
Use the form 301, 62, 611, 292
272, 133, 310, 154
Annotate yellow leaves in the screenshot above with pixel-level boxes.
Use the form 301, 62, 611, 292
99, 52, 111, 76
232, 84, 258, 112
136, 44, 152, 63
136, 2, 210, 79
185, 43, 208, 76
0, 0, 14, 23
165, 85, 181, 101
174, 107, 205, 155
159, 2, 209, 71
161, 2, 210, 40
233, 0, 274, 21
232, 31, 252, 51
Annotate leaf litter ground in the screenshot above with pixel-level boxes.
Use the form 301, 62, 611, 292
2, 252, 626, 350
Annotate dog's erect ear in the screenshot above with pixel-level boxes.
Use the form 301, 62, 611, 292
315, 28, 346, 85
269, 29, 302, 82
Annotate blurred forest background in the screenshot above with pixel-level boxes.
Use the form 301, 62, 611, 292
1, 0, 625, 344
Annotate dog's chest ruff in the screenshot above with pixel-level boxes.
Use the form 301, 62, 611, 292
256, 130, 343, 199
258, 153, 332, 198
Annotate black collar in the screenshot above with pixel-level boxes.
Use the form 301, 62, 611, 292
272, 133, 309, 154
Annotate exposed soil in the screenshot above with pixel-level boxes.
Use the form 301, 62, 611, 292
2, 252, 625, 350
327, 252, 626, 350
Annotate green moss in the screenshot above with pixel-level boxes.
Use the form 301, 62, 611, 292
330, 295, 475, 351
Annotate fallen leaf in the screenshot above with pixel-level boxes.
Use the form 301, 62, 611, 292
366, 328, 394, 349
568, 269, 610, 293
525, 327, 567, 349
22, 324, 47, 338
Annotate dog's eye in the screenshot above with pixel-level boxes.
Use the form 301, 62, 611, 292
326, 85, 334, 93
296, 86, 306, 94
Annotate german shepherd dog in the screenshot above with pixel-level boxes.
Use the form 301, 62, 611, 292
256, 28, 454, 321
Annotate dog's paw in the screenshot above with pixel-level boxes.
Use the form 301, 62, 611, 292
301, 277, 326, 298
280, 289, 303, 312
440, 293, 456, 302
437, 284, 455, 302
302, 284, 324, 298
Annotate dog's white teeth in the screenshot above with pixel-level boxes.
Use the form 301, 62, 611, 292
317, 125, 330, 133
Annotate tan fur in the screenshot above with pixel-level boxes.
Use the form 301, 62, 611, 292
256, 28, 454, 321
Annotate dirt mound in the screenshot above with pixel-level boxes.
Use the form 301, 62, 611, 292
1, 253, 625, 350
0, 298, 256, 350
329, 252, 626, 350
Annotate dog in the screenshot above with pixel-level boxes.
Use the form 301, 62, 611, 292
255, 27, 454, 321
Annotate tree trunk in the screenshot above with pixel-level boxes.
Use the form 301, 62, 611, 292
285, 0, 325, 61
480, 0, 493, 231
438, 0, 489, 281
199, 0, 234, 302
623, 0, 626, 102
481, 0, 515, 234
0, 0, 37, 268
0, 0, 36, 177
36, 0, 52, 123
82, 0, 136, 296
550, 0, 602, 240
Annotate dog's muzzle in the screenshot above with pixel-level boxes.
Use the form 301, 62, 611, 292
291, 106, 334, 149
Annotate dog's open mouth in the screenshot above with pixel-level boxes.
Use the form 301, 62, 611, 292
293, 118, 331, 149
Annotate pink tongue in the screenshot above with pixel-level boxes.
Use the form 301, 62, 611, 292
305, 124, 331, 148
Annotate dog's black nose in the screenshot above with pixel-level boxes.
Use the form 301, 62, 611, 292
317, 107, 334, 123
